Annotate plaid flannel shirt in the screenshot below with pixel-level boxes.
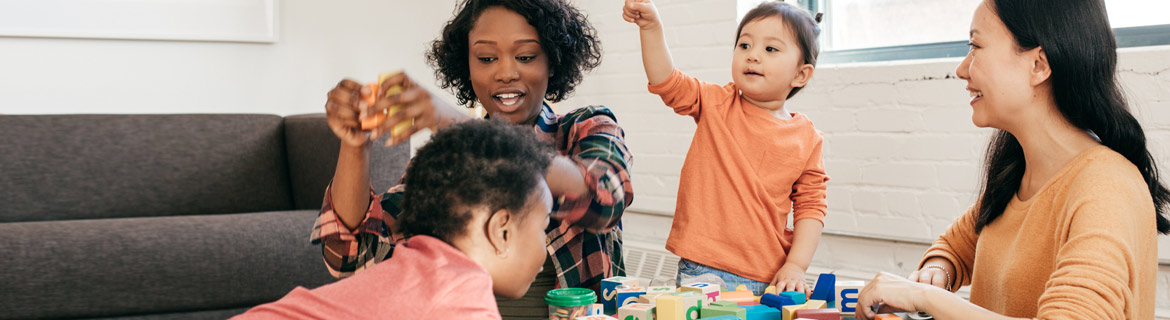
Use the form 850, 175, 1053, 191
310, 104, 633, 289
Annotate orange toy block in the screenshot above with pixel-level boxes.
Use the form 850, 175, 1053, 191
359, 71, 408, 136
721, 286, 760, 306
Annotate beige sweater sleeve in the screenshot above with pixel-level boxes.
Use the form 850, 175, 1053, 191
920, 205, 980, 291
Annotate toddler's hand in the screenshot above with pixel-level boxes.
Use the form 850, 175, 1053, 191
622, 0, 661, 31
770, 263, 810, 295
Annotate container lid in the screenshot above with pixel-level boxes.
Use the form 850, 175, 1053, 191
544, 288, 598, 307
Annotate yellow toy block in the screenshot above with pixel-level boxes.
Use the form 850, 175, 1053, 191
680, 282, 721, 303
804, 299, 827, 309
834, 281, 864, 318
656, 295, 687, 320
782, 302, 810, 320
618, 303, 655, 320
765, 285, 778, 295
673, 291, 706, 320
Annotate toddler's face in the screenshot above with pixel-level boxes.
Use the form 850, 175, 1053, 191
494, 179, 552, 299
732, 16, 807, 103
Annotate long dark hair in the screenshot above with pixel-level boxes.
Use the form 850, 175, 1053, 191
975, 0, 1170, 234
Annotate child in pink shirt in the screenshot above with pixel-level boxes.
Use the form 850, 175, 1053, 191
235, 120, 554, 319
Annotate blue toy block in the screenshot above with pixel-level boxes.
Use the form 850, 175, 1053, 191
759, 293, 796, 309
700, 316, 744, 320
742, 304, 783, 320
779, 291, 806, 305
809, 273, 836, 302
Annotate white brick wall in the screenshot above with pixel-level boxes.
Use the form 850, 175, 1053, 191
560, 0, 1170, 314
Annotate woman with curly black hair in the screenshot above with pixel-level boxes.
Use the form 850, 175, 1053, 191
314, 0, 633, 317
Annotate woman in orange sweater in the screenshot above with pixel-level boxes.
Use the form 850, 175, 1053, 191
856, 0, 1169, 319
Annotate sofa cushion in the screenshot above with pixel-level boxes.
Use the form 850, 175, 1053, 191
0, 114, 294, 222
0, 210, 336, 319
283, 113, 410, 210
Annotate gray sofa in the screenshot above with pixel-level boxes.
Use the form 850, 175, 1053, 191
0, 114, 408, 319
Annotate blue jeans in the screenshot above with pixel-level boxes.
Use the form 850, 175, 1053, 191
677, 258, 768, 296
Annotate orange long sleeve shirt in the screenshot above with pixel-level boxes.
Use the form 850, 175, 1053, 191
921, 146, 1157, 319
649, 69, 829, 283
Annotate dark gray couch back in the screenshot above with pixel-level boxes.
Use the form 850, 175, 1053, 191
283, 114, 408, 210
0, 114, 293, 222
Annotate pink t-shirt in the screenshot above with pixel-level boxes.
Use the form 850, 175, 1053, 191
235, 235, 501, 319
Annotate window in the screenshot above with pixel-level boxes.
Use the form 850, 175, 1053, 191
737, 0, 1170, 63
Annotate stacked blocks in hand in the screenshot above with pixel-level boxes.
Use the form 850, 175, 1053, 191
833, 281, 864, 318
359, 71, 410, 136
601, 276, 640, 314
617, 303, 655, 320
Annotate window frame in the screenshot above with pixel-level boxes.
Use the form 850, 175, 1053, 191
794, 0, 1170, 64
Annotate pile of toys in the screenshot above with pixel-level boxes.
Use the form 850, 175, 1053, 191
547, 273, 929, 320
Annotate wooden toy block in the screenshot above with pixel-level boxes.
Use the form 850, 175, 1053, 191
700, 316, 743, 320
602, 276, 640, 314
764, 286, 778, 295
588, 303, 605, 315
681, 282, 722, 303
673, 291, 706, 320
779, 292, 806, 305
803, 300, 827, 309
575, 315, 619, 320
760, 293, 797, 309
700, 305, 747, 319
638, 294, 655, 305
742, 305, 784, 320
793, 308, 842, 320
360, 71, 409, 135
656, 295, 687, 320
874, 314, 903, 320
809, 274, 836, 303
721, 289, 760, 306
782, 303, 810, 320
617, 287, 647, 309
711, 301, 739, 308
833, 281, 864, 318
649, 286, 678, 294
618, 303, 656, 320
